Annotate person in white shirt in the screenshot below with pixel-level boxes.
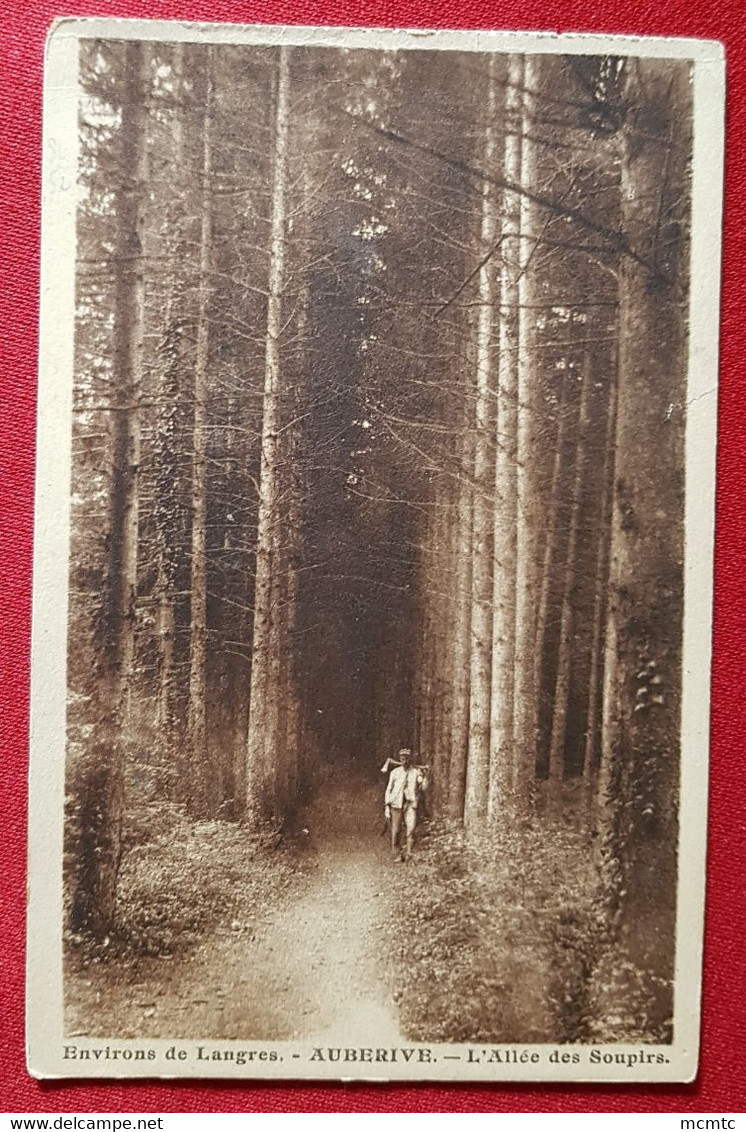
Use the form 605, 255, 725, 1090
383, 747, 425, 862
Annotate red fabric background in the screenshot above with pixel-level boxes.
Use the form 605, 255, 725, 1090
1, 0, 743, 1114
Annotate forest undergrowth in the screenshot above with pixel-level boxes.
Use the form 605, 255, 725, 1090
64, 792, 672, 1045
386, 815, 668, 1045
65, 803, 304, 971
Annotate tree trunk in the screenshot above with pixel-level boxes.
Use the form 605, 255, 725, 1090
153, 332, 178, 796
153, 41, 185, 791
246, 47, 291, 825
153, 315, 180, 795
464, 55, 498, 831
434, 494, 457, 810
447, 384, 474, 820
186, 48, 214, 818
598, 60, 691, 1036
533, 376, 571, 703
418, 514, 436, 765
69, 41, 148, 936
547, 362, 590, 799
427, 494, 452, 807
280, 542, 301, 808
111, 41, 148, 730
279, 285, 310, 805
488, 55, 523, 820
512, 55, 541, 809
582, 357, 619, 789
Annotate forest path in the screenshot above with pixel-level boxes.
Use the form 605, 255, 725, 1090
227, 777, 404, 1043
68, 777, 404, 1043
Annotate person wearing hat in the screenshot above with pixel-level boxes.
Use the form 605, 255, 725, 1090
383, 747, 425, 862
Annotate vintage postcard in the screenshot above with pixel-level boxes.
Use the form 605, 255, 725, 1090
27, 19, 724, 1081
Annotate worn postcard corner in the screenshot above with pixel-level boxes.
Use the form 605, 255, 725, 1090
28, 18, 724, 1083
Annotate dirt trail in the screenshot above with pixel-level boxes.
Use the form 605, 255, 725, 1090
68, 780, 404, 1043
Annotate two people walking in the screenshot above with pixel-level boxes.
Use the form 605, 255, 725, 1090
382, 747, 429, 862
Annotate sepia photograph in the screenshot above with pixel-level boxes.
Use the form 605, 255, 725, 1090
27, 20, 723, 1082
